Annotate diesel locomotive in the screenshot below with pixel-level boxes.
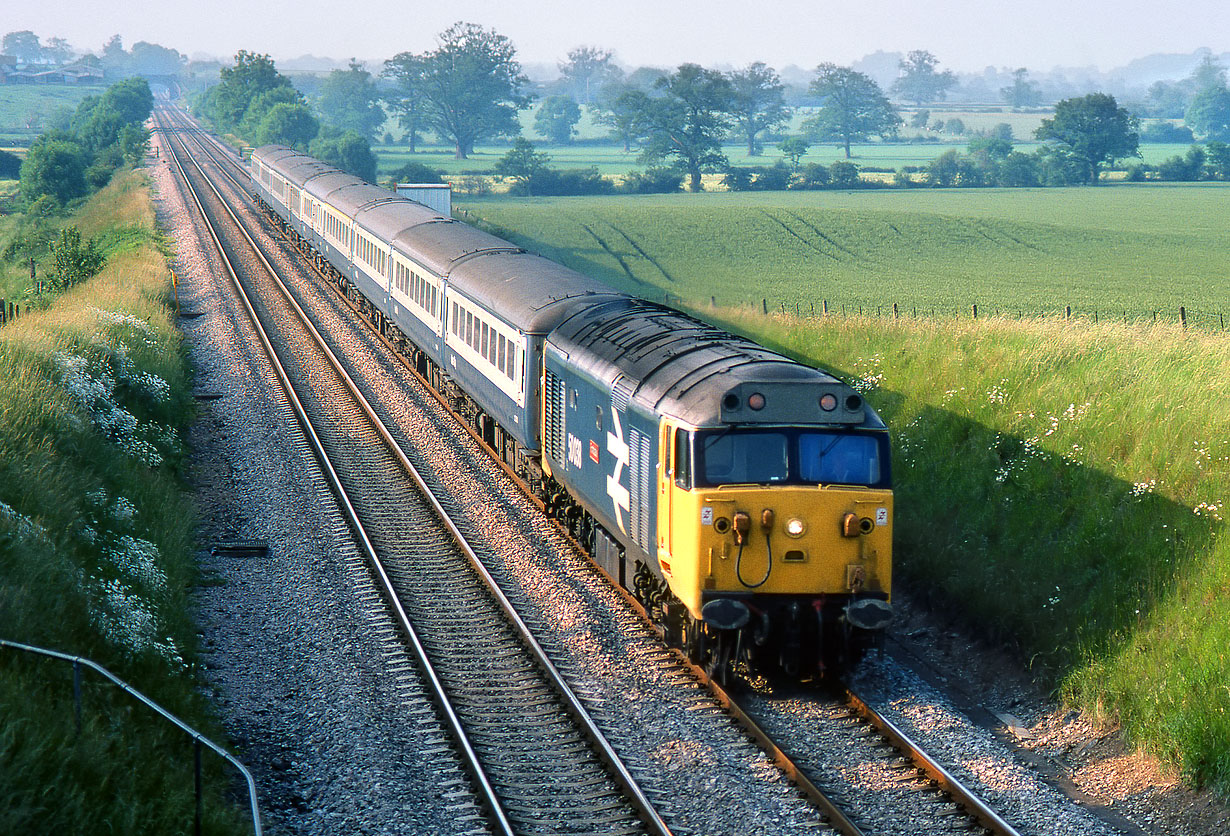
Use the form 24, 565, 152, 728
249, 144, 893, 678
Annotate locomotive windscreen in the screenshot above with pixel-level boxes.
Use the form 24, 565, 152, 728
692, 428, 889, 488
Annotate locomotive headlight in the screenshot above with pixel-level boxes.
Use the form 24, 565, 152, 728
785, 517, 806, 538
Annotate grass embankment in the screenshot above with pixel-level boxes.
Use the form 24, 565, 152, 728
719, 310, 1230, 788
0, 170, 247, 834
459, 184, 1230, 327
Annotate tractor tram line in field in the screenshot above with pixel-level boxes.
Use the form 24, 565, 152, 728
158, 107, 670, 836
162, 104, 1076, 836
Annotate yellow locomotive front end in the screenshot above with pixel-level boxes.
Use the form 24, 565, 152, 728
654, 386, 893, 677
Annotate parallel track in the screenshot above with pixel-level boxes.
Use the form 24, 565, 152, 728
162, 105, 1024, 836
157, 105, 670, 836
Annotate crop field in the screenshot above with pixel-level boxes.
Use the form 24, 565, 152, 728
0, 85, 102, 145
457, 183, 1230, 326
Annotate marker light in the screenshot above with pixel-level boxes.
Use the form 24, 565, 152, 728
748, 392, 766, 410
819, 393, 838, 411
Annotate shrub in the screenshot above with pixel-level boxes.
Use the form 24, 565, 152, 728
49, 226, 105, 290
1140, 120, 1195, 144
390, 161, 444, 184
515, 167, 614, 196
619, 168, 683, 194
0, 149, 21, 179
828, 161, 861, 188
790, 162, 830, 190
20, 138, 89, 206
722, 167, 754, 191
751, 163, 791, 191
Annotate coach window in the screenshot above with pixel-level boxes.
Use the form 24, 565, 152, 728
674, 428, 692, 490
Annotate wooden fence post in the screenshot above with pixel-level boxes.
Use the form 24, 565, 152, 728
762, 298, 767, 314
1066, 305, 1071, 319
893, 303, 899, 318
972, 304, 978, 319
823, 299, 829, 315
1180, 306, 1187, 328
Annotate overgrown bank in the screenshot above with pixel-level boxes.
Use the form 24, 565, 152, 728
0, 170, 247, 834
715, 309, 1230, 789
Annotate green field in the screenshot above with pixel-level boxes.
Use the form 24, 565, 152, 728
0, 84, 104, 145
456, 183, 1230, 327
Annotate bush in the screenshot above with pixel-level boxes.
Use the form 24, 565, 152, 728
619, 168, 683, 194
722, 167, 754, 191
828, 160, 862, 188
790, 163, 830, 190
49, 226, 105, 290
0, 149, 21, 179
20, 138, 89, 207
390, 161, 444, 185
1140, 120, 1195, 144
514, 167, 614, 196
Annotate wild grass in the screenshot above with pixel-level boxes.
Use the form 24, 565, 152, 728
458, 184, 1230, 327
0, 170, 248, 834
710, 308, 1230, 789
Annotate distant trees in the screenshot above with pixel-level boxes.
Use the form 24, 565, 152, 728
309, 129, 377, 182
1185, 85, 1230, 141
639, 64, 736, 191
254, 102, 319, 149
1000, 69, 1042, 109
391, 22, 531, 159
593, 85, 651, 152
558, 46, 622, 105
1035, 93, 1139, 184
803, 64, 900, 158
727, 62, 789, 156
777, 137, 810, 169
198, 51, 296, 130
534, 95, 582, 144
892, 51, 957, 106
2, 30, 42, 64
315, 60, 386, 141
382, 52, 428, 153
494, 138, 551, 195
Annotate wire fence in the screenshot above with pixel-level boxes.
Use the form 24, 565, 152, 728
705, 297, 1229, 332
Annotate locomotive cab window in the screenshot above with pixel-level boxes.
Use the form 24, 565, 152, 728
673, 429, 692, 490
693, 428, 889, 488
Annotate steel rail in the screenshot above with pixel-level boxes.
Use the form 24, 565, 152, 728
160, 106, 673, 836
156, 110, 516, 836
846, 687, 1023, 836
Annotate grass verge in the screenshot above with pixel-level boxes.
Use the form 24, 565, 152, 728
712, 308, 1230, 789
0, 169, 248, 834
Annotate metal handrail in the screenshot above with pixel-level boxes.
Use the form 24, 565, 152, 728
0, 638, 263, 836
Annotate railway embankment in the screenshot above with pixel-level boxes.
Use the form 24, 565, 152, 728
724, 308, 1230, 792
0, 169, 248, 834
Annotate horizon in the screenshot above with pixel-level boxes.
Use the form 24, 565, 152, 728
6, 1, 1229, 79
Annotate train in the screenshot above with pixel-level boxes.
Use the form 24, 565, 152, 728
249, 144, 893, 679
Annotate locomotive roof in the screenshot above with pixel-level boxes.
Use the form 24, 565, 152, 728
549, 298, 881, 429
449, 252, 626, 333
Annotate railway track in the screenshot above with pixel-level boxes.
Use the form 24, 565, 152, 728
158, 105, 1031, 836
157, 106, 669, 836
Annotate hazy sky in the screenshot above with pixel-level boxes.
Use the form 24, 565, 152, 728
9, 0, 1229, 72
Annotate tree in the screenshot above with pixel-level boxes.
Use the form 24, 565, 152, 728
49, 227, 104, 290
413, 22, 531, 159
909, 109, 930, 129
802, 64, 900, 159
1035, 93, 1139, 184
128, 41, 185, 76
593, 84, 651, 152
892, 50, 957, 106
310, 129, 377, 181
639, 64, 735, 192
0, 149, 21, 178
43, 37, 74, 65
2, 31, 42, 64
1205, 141, 1230, 180
1185, 86, 1230, 141
20, 138, 89, 206
382, 52, 428, 153
1000, 69, 1042, 109
727, 62, 789, 156
100, 34, 127, 73
256, 102, 319, 149
202, 51, 295, 131
494, 137, 551, 195
316, 60, 386, 141
559, 46, 621, 104
777, 137, 809, 170
534, 95, 582, 144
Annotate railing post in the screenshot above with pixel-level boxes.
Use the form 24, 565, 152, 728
194, 737, 203, 836
73, 659, 82, 734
